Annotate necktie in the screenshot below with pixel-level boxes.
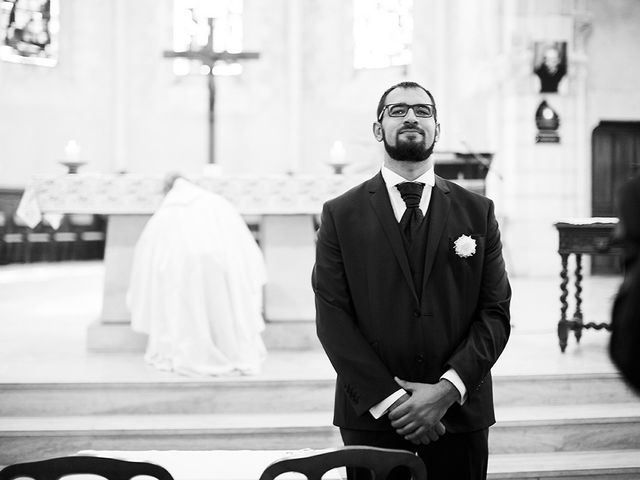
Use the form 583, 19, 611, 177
396, 182, 425, 243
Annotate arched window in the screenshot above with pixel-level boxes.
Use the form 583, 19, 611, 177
353, 0, 413, 69
172, 0, 244, 76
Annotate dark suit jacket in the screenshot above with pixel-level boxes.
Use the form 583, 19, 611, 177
312, 173, 511, 433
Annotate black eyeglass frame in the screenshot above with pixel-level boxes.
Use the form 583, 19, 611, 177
377, 103, 436, 122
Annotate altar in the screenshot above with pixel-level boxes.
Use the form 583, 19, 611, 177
20, 173, 367, 352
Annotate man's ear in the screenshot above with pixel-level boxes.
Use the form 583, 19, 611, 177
434, 123, 441, 142
372, 122, 383, 142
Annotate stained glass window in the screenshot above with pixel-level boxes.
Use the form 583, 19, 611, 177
0, 0, 58, 66
172, 0, 244, 76
353, 0, 413, 69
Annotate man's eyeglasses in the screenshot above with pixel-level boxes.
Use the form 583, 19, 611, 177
378, 103, 436, 122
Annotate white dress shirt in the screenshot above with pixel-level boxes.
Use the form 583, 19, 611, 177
369, 166, 467, 419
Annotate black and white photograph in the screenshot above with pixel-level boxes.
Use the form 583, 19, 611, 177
1, 1, 639, 479
533, 41, 567, 94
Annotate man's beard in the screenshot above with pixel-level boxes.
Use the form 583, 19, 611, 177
382, 128, 435, 162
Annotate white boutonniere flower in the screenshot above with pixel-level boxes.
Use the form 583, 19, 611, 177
453, 234, 476, 258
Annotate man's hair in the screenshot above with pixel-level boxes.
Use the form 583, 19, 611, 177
376, 81, 437, 122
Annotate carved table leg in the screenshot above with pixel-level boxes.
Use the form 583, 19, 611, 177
558, 253, 570, 352
574, 253, 583, 343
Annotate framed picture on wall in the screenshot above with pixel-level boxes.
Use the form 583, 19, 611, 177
533, 41, 567, 94
0, 0, 58, 67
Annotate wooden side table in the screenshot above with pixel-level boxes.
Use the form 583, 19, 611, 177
554, 218, 622, 352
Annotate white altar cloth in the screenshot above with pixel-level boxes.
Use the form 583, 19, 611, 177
18, 173, 368, 218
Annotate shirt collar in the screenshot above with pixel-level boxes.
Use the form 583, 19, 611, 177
381, 164, 435, 188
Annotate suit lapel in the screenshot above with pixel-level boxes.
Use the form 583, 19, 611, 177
422, 176, 451, 290
367, 173, 419, 303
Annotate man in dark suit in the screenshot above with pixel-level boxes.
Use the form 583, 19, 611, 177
312, 81, 511, 480
610, 175, 640, 393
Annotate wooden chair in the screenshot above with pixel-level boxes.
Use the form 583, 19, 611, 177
258, 446, 427, 480
69, 214, 106, 260
1, 212, 27, 264
51, 215, 78, 261
23, 216, 55, 263
0, 455, 174, 480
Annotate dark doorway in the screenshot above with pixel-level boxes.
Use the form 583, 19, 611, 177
591, 121, 640, 274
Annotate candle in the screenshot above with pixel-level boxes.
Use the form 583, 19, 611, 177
329, 140, 346, 165
64, 140, 81, 162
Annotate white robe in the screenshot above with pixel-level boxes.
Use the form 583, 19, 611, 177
128, 178, 267, 376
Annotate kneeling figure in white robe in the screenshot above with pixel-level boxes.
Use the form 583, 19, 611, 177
128, 178, 267, 376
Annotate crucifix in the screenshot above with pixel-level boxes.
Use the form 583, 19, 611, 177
163, 17, 260, 164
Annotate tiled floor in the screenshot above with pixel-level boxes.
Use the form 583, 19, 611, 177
0, 261, 624, 383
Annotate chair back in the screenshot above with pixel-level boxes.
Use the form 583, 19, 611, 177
258, 446, 426, 480
0, 456, 174, 480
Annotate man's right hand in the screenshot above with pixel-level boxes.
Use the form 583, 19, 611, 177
387, 388, 448, 445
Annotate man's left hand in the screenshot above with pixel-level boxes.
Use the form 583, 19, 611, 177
388, 377, 459, 443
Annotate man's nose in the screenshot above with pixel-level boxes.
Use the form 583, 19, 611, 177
404, 107, 419, 122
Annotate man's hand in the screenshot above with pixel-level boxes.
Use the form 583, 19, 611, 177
387, 377, 459, 444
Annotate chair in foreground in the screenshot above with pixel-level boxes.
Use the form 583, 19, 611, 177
0, 455, 174, 480
258, 446, 427, 480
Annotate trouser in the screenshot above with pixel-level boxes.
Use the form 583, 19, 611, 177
340, 427, 489, 480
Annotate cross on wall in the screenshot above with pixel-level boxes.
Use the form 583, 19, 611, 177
163, 17, 260, 165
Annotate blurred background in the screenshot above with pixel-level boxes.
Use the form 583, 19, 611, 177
1, 2, 639, 476
1, 0, 639, 276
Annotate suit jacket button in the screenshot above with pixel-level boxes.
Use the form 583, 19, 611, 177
413, 310, 420, 318
416, 354, 424, 363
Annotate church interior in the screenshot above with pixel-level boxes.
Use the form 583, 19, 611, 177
1, 0, 640, 478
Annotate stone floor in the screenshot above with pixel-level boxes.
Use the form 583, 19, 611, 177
2, 261, 637, 479
0, 260, 624, 383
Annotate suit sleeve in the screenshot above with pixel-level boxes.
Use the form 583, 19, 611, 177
445, 200, 511, 397
312, 202, 401, 416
